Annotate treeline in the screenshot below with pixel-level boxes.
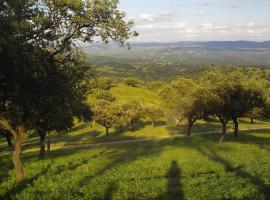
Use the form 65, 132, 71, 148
160, 70, 269, 142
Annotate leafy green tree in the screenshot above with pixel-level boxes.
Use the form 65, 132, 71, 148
0, 0, 136, 182
246, 107, 264, 124
147, 81, 164, 92
122, 100, 143, 131
160, 79, 202, 136
95, 90, 116, 102
93, 100, 124, 135
144, 105, 164, 127
96, 77, 116, 91
124, 77, 143, 87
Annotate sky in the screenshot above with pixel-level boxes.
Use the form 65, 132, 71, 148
118, 0, 270, 42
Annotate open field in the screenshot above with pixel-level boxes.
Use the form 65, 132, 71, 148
1, 129, 270, 200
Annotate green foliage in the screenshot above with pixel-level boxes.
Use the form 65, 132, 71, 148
124, 77, 143, 87
96, 77, 116, 91
95, 90, 116, 102
93, 100, 126, 134
146, 81, 164, 92
143, 105, 164, 127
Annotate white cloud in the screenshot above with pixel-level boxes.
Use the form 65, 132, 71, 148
230, 1, 240, 8
199, 11, 207, 16
203, 0, 215, 6
139, 11, 172, 22
173, 22, 187, 29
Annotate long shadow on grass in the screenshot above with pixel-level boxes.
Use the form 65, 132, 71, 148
103, 182, 118, 200
163, 160, 185, 200
2, 165, 51, 199
76, 141, 163, 192
196, 147, 270, 200
1, 152, 107, 199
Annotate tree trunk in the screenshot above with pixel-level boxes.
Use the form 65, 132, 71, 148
0, 131, 12, 147
47, 132, 51, 154
6, 133, 12, 147
39, 130, 46, 159
187, 119, 194, 137
233, 118, 239, 137
152, 121, 155, 128
219, 121, 227, 143
12, 132, 24, 182
106, 127, 109, 136
187, 122, 193, 137
250, 118, 254, 124
131, 120, 134, 131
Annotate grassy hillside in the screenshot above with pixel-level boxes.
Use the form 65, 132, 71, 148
1, 83, 270, 200
1, 131, 270, 200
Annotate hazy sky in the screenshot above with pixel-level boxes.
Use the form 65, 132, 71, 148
119, 0, 270, 42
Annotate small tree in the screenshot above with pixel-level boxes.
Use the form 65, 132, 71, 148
144, 105, 164, 127
93, 100, 124, 135
95, 90, 116, 102
246, 107, 264, 124
124, 77, 143, 87
122, 100, 143, 131
96, 77, 116, 91
160, 79, 201, 137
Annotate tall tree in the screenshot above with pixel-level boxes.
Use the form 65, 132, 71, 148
0, 0, 136, 182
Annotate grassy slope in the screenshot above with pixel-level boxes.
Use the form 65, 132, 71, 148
1, 84, 270, 199
1, 131, 270, 200
1, 84, 270, 152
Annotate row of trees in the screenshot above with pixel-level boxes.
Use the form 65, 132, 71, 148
0, 0, 136, 182
93, 99, 163, 134
160, 71, 268, 142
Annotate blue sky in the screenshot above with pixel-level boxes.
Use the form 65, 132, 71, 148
119, 0, 270, 42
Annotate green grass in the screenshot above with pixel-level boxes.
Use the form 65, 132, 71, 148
87, 84, 163, 106
1, 130, 270, 200
1, 84, 270, 199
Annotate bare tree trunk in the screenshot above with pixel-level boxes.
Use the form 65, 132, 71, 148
250, 118, 254, 124
219, 122, 227, 143
131, 120, 134, 131
233, 118, 239, 137
47, 132, 51, 154
6, 133, 12, 147
187, 123, 193, 137
187, 118, 194, 137
152, 121, 155, 128
39, 130, 46, 159
12, 132, 24, 182
106, 127, 109, 136
0, 131, 12, 147
218, 116, 227, 143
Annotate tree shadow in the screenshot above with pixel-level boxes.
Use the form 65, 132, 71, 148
2, 165, 51, 199
76, 140, 163, 191
196, 147, 270, 200
103, 182, 118, 200
166, 122, 223, 136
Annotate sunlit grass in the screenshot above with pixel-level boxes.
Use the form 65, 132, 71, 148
1, 131, 270, 200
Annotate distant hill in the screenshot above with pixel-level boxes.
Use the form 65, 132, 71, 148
84, 41, 270, 80
86, 41, 270, 50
